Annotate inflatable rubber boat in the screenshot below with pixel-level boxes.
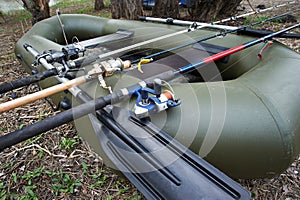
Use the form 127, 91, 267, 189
14, 14, 300, 180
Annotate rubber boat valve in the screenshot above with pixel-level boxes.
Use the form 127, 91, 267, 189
133, 79, 181, 118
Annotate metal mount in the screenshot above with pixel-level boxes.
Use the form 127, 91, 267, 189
32, 43, 85, 77
133, 79, 181, 118
88, 58, 131, 93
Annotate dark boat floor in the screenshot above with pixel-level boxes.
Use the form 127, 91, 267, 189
124, 42, 230, 82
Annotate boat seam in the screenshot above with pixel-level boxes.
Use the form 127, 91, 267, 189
239, 80, 293, 163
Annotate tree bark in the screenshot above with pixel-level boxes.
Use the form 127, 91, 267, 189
110, 0, 143, 20
21, 0, 50, 25
152, 0, 179, 18
189, 0, 243, 22
94, 0, 104, 11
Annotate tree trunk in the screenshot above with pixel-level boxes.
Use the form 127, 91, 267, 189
152, 0, 179, 18
110, 0, 143, 20
21, 0, 50, 25
189, 0, 243, 22
94, 0, 104, 11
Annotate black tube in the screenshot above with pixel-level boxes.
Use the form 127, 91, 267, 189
0, 95, 109, 151
0, 68, 58, 94
237, 27, 300, 39
138, 16, 147, 21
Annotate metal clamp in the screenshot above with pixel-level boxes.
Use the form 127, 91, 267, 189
88, 58, 131, 93
133, 79, 181, 118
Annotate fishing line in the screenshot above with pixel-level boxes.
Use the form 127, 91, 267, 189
56, 9, 69, 46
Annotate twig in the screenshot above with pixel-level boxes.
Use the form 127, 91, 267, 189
20, 20, 25, 35
246, 0, 255, 12
1, 144, 67, 159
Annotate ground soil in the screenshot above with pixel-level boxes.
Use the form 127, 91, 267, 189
0, 1, 300, 199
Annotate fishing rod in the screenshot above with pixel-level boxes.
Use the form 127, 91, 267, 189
1, 23, 299, 199
0, 43, 86, 94
2, 3, 297, 95
0, 11, 247, 94
1, 22, 299, 150
0, 68, 57, 94
131, 8, 300, 64
96, 2, 300, 61
1, 20, 299, 114
0, 44, 132, 114
140, 1, 298, 26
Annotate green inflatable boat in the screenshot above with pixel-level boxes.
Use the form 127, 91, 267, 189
14, 14, 300, 181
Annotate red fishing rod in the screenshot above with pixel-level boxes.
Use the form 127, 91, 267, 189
176, 22, 300, 75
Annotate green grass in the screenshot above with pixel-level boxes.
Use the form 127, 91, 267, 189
0, 168, 83, 199
8, 10, 33, 22
2, 0, 112, 22
104, 0, 111, 7
52, 0, 92, 10
59, 136, 80, 150
51, 169, 82, 195
243, 15, 284, 26
0, 0, 137, 199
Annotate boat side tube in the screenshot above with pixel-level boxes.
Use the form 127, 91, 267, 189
157, 43, 300, 179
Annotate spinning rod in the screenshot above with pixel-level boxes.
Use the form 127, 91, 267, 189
1, 22, 299, 150
132, 8, 300, 64
97, 1, 298, 60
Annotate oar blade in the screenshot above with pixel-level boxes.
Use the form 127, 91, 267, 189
89, 107, 250, 200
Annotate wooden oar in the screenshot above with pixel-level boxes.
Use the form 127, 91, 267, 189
0, 75, 91, 114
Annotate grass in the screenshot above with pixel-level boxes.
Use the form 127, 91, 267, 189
243, 14, 284, 26
52, 0, 92, 10
244, 15, 270, 25
2, 0, 111, 22
59, 136, 80, 150
52, 0, 112, 18
0, 4, 129, 194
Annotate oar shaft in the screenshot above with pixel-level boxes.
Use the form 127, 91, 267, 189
139, 16, 235, 30
0, 75, 89, 114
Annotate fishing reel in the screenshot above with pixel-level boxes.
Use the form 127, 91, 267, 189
133, 79, 181, 118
